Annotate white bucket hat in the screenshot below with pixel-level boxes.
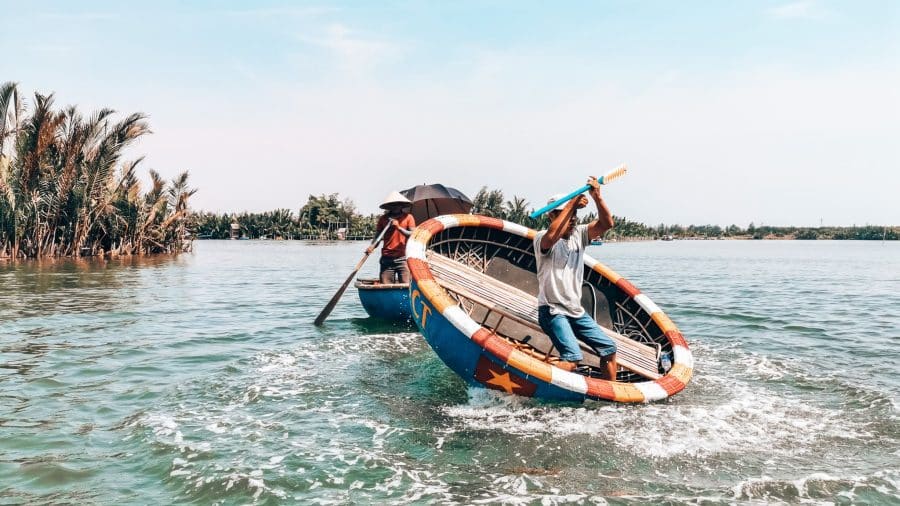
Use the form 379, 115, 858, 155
546, 193, 567, 212
380, 191, 411, 209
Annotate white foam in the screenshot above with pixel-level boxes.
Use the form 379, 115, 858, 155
257, 353, 297, 372
443, 367, 871, 459
732, 469, 900, 502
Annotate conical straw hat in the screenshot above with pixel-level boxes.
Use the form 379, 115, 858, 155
380, 191, 411, 209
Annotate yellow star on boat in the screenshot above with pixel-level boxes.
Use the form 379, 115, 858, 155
485, 369, 521, 394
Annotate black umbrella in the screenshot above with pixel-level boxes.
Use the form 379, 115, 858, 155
400, 183, 474, 224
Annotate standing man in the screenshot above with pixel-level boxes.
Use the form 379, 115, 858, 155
368, 191, 416, 284
533, 176, 618, 379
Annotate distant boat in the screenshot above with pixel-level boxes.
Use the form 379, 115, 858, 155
661, 235, 674, 241
590, 239, 603, 246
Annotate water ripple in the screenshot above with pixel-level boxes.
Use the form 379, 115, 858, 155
1, 240, 898, 503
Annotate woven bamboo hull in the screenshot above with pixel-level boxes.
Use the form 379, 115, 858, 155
355, 280, 412, 321
405, 214, 694, 403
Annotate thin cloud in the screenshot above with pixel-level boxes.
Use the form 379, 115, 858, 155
766, 1, 833, 20
222, 6, 333, 19
37, 12, 119, 21
29, 44, 74, 55
301, 24, 403, 75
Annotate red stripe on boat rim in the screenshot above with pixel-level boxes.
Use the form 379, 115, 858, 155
585, 378, 616, 399
615, 277, 641, 298
482, 335, 514, 362
664, 330, 687, 348
407, 258, 434, 282
478, 216, 506, 230
655, 375, 685, 396
471, 328, 493, 347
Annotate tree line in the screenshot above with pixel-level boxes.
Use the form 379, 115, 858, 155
190, 194, 378, 240
0, 83, 195, 259
471, 188, 897, 241
192, 186, 897, 241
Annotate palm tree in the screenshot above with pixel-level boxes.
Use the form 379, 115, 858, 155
504, 196, 529, 224
0, 82, 195, 259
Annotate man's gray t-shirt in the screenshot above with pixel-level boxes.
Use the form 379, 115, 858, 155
533, 224, 590, 317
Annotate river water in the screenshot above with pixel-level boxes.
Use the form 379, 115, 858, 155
1, 240, 898, 504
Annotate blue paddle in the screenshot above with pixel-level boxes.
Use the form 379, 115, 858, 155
529, 164, 628, 219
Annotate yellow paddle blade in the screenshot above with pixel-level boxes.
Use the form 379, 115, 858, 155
600, 164, 628, 184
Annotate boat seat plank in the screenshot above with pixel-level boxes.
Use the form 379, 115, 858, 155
426, 252, 662, 380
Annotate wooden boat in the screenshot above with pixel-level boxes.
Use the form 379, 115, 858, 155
405, 214, 693, 403
354, 279, 412, 321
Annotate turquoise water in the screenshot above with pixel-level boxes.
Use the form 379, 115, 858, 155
1, 240, 898, 504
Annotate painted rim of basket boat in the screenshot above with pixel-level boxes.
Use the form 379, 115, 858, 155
405, 214, 693, 403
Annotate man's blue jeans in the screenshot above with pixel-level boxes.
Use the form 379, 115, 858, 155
537, 306, 617, 362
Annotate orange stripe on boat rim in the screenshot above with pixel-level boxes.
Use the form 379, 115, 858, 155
611, 382, 645, 403
585, 378, 616, 399
668, 363, 693, 385
415, 279, 456, 313
591, 262, 622, 284
506, 350, 553, 383
651, 312, 677, 334
453, 214, 486, 228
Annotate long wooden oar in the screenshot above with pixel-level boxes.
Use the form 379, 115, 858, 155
529, 164, 628, 219
314, 223, 392, 326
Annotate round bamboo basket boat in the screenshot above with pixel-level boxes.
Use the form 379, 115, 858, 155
405, 214, 693, 403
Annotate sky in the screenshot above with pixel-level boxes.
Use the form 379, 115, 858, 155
1, 0, 898, 227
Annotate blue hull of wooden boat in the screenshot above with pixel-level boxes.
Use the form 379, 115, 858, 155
355, 280, 412, 321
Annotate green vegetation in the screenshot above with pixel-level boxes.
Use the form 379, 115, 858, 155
192, 186, 897, 241
471, 186, 657, 240
191, 194, 377, 240
473, 187, 897, 241
655, 222, 898, 240
0, 82, 195, 259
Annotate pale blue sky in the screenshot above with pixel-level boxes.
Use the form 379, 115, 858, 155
2, 1, 898, 226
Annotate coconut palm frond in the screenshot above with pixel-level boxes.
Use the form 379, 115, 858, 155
1, 86, 190, 259
0, 81, 20, 155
